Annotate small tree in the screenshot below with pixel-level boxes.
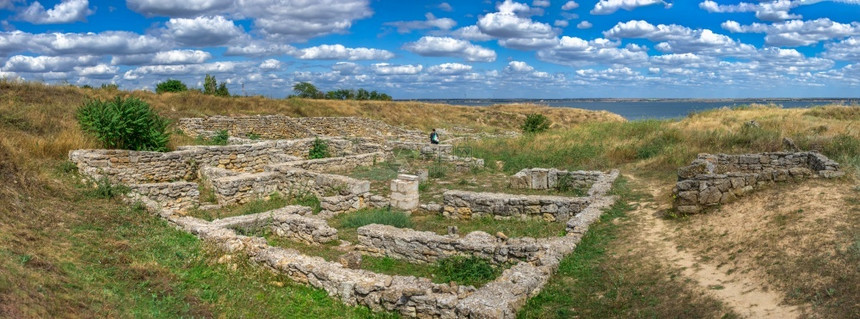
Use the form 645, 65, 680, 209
293, 82, 320, 98
203, 74, 217, 95
521, 113, 551, 133
215, 82, 230, 97
76, 96, 171, 151
155, 79, 187, 93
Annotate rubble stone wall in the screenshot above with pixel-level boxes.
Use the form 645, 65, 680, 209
442, 190, 590, 222
210, 167, 370, 207
673, 152, 843, 214
178, 115, 424, 142
127, 182, 199, 213
271, 152, 385, 173
210, 206, 337, 244
509, 168, 603, 191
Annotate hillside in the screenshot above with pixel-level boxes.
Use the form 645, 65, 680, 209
1, 81, 857, 318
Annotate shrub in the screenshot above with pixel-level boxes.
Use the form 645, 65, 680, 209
521, 113, 551, 133
340, 208, 413, 229
210, 130, 229, 145
309, 138, 330, 159
87, 177, 130, 199
434, 256, 500, 287
155, 79, 188, 93
76, 96, 171, 151
246, 132, 261, 140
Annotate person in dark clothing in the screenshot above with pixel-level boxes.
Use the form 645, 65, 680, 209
430, 129, 439, 144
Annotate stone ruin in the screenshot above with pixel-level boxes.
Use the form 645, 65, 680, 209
673, 152, 844, 214
69, 115, 620, 318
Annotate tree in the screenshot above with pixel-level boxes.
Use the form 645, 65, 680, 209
155, 79, 187, 93
292, 82, 320, 98
203, 74, 217, 95
216, 82, 230, 97
356, 88, 370, 100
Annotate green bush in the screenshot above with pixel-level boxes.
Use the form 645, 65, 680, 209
87, 177, 130, 199
155, 79, 188, 93
340, 208, 413, 229
309, 138, 330, 159
76, 96, 171, 151
434, 256, 500, 287
210, 130, 229, 145
521, 113, 551, 133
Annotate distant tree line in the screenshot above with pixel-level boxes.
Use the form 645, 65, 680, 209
154, 74, 229, 96
290, 82, 391, 101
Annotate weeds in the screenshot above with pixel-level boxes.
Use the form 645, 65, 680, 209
86, 177, 129, 199
309, 138, 330, 159
339, 208, 414, 229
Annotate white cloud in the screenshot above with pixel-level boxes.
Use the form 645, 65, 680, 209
823, 37, 860, 61
122, 61, 248, 80
259, 58, 281, 70
591, 0, 671, 15
76, 64, 118, 78
537, 36, 649, 66
0, 30, 168, 56
111, 49, 212, 65
577, 21, 592, 29
476, 0, 558, 50
403, 36, 496, 62
721, 18, 860, 46
532, 0, 551, 8
1, 55, 98, 72
332, 62, 359, 75
562, 1, 579, 10
385, 13, 456, 34
371, 63, 423, 75
224, 42, 295, 57
438, 2, 453, 11
554, 20, 569, 27
451, 25, 494, 41
18, 0, 93, 24
237, 0, 372, 42
0, 0, 23, 10
126, 0, 233, 17
505, 61, 534, 73
427, 63, 472, 75
699, 0, 801, 22
164, 15, 245, 46
294, 44, 394, 61
605, 20, 756, 57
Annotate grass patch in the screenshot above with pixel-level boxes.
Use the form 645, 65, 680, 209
410, 213, 565, 238
338, 208, 414, 229
434, 256, 500, 287
189, 191, 320, 221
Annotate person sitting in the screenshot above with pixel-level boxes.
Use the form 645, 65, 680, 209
430, 129, 440, 144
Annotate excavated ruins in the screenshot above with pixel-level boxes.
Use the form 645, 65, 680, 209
69, 115, 621, 318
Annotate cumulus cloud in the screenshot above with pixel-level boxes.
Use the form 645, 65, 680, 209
505, 61, 534, 73
385, 13, 456, 34
18, 0, 93, 24
371, 63, 422, 75
332, 62, 359, 75
699, 0, 801, 22
554, 20, 569, 27
403, 36, 496, 62
476, 0, 558, 49
532, 0, 551, 7
427, 62, 472, 75
591, 0, 671, 15
294, 44, 394, 61
237, 0, 372, 42
126, 0, 233, 17
122, 61, 248, 80
0, 0, 23, 10
721, 18, 860, 46
577, 21, 592, 29
605, 20, 756, 57
76, 64, 118, 78
164, 15, 245, 46
562, 1, 579, 10
0, 30, 168, 56
224, 42, 295, 57
1, 54, 98, 72
537, 36, 649, 66
259, 58, 281, 70
111, 49, 212, 65
451, 26, 494, 41
823, 37, 860, 61
438, 2, 453, 11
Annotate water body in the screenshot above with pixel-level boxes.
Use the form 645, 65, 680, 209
410, 99, 858, 121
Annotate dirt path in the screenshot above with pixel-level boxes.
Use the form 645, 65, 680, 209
627, 175, 800, 319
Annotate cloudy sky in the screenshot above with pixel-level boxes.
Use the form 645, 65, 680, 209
1, 0, 860, 98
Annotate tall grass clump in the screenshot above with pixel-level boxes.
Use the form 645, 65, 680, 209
76, 96, 170, 151
434, 256, 500, 287
340, 208, 413, 229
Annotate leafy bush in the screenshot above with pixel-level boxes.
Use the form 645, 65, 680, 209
340, 208, 413, 229
210, 130, 229, 145
521, 113, 551, 133
76, 96, 171, 151
155, 79, 188, 93
434, 256, 500, 287
309, 138, 330, 159
87, 177, 130, 199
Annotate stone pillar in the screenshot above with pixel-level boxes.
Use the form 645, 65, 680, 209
390, 174, 419, 211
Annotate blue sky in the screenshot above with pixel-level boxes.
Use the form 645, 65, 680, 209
1, 0, 860, 98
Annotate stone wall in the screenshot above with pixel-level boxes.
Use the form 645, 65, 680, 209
69, 138, 383, 185
673, 152, 843, 214
178, 115, 424, 142
509, 168, 603, 191
209, 166, 370, 207
357, 225, 549, 264
271, 152, 385, 173
442, 190, 590, 222
210, 206, 338, 244
127, 182, 199, 213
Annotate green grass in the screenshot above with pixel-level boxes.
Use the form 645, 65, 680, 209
189, 191, 321, 221
411, 213, 565, 238
338, 208, 414, 229
434, 256, 501, 287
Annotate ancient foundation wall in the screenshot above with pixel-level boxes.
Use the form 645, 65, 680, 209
178, 115, 424, 142
271, 152, 385, 173
509, 168, 602, 191
127, 182, 199, 213
210, 206, 337, 244
442, 190, 590, 222
673, 152, 843, 214
209, 167, 370, 207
